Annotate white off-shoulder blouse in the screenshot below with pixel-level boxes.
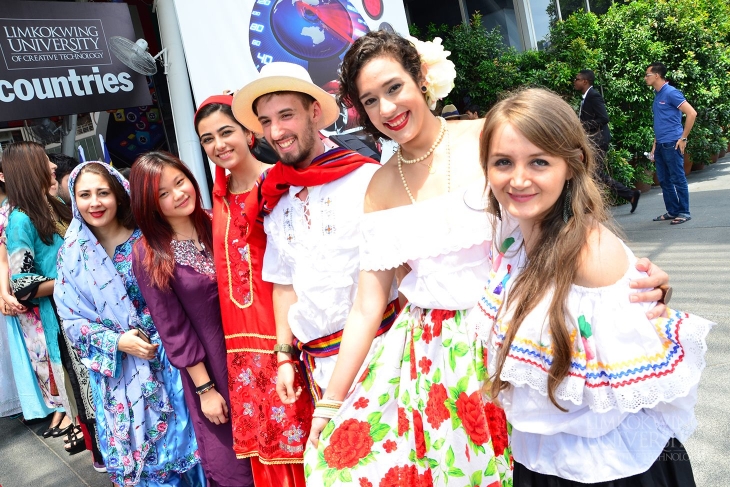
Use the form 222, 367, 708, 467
471, 230, 714, 483
360, 181, 502, 310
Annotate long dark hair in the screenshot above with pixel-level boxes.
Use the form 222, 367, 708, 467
479, 88, 608, 410
129, 151, 212, 289
2, 141, 72, 244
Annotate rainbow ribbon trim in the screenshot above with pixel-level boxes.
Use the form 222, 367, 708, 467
294, 299, 400, 401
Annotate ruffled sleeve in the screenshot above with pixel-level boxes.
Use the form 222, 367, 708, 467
359, 183, 494, 272
475, 241, 714, 441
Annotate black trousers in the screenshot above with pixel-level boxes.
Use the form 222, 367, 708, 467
595, 145, 635, 201
514, 438, 696, 487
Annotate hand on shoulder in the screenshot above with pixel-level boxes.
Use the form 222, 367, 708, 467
574, 224, 628, 288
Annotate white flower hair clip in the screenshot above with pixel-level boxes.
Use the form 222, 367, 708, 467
407, 36, 457, 110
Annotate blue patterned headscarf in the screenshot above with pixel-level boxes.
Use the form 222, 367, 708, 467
54, 161, 174, 483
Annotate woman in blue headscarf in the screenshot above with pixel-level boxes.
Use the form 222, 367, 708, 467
55, 161, 205, 486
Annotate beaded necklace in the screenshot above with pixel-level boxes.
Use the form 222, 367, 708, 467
397, 119, 451, 204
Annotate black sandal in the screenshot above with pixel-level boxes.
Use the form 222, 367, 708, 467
64, 426, 86, 455
652, 213, 676, 221
64, 425, 82, 444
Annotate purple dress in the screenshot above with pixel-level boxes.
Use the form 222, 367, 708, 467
132, 239, 253, 487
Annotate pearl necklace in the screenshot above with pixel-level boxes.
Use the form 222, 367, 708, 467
397, 117, 446, 174
398, 124, 451, 204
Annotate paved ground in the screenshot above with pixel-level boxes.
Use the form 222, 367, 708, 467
1, 157, 728, 487
0, 416, 110, 487
612, 155, 730, 487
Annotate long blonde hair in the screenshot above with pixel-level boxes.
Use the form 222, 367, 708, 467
479, 88, 609, 409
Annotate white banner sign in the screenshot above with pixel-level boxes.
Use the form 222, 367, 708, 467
173, 0, 408, 134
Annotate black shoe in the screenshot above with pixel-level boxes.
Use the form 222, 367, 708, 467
630, 190, 641, 213
42, 412, 65, 438
52, 422, 74, 438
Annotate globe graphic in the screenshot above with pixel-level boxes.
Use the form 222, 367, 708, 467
271, 0, 353, 60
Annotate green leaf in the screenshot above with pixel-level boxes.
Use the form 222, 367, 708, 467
454, 341, 469, 357
370, 423, 390, 442
401, 390, 411, 405
378, 392, 390, 406
471, 470, 483, 486
456, 376, 469, 396
321, 420, 335, 441
323, 468, 337, 487
447, 467, 465, 477
367, 411, 382, 427
358, 452, 377, 467
449, 347, 457, 371
465, 361, 475, 378
446, 446, 455, 467
428, 458, 439, 469
485, 456, 497, 477
304, 463, 312, 478
388, 376, 401, 384
339, 469, 352, 482
442, 338, 452, 347
362, 368, 375, 391
424, 430, 431, 451
432, 368, 442, 383
408, 449, 417, 462
432, 438, 445, 450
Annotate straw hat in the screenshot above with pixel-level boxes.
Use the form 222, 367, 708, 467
232, 62, 340, 133
441, 104, 460, 120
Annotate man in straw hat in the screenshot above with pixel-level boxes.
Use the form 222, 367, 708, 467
232, 62, 399, 409
440, 103, 461, 120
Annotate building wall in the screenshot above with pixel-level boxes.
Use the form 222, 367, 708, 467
405, 0, 602, 51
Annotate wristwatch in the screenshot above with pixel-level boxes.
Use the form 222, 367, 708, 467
273, 343, 295, 354
680, 137, 688, 142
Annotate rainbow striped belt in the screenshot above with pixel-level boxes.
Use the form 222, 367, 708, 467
293, 299, 400, 401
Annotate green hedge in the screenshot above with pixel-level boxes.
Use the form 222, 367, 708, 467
412, 0, 730, 188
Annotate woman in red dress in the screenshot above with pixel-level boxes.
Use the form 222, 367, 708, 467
194, 95, 312, 486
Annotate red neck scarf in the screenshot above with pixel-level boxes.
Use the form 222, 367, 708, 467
242, 147, 378, 237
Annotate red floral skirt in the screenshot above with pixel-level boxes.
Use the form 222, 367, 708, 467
227, 351, 313, 463
304, 306, 512, 486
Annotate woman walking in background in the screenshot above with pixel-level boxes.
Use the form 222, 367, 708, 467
130, 152, 253, 487
55, 161, 204, 486
195, 94, 311, 486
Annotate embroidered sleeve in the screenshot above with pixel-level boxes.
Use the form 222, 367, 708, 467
6, 213, 50, 298
55, 244, 122, 378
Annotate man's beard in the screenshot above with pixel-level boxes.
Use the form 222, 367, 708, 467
275, 119, 318, 168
